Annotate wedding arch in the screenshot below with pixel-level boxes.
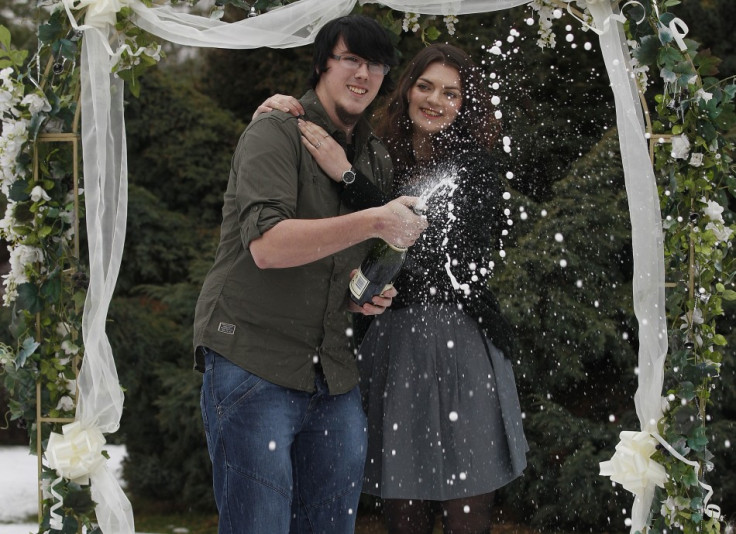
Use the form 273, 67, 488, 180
0, 0, 732, 533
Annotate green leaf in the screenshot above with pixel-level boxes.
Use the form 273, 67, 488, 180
17, 337, 40, 368
40, 275, 62, 304
424, 25, 441, 42
659, 46, 684, 68
16, 283, 42, 314
8, 180, 30, 202
686, 426, 708, 451
694, 50, 721, 77
0, 25, 10, 50
634, 34, 659, 65
58, 39, 78, 61
37, 18, 62, 44
722, 289, 736, 301
64, 483, 96, 515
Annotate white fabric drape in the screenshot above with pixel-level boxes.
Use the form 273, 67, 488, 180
586, 2, 668, 531
77, 23, 135, 534
68, 0, 665, 532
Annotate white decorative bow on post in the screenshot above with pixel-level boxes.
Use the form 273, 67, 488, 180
45, 422, 108, 530
599, 430, 667, 495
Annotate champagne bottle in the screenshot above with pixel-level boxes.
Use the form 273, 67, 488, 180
349, 240, 407, 306
349, 200, 426, 306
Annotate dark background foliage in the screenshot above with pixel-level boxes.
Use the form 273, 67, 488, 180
1, 0, 734, 530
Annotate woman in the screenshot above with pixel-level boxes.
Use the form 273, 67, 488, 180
259, 44, 528, 534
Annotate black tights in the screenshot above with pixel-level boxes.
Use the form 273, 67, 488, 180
382, 492, 495, 534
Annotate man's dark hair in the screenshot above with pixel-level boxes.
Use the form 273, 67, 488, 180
309, 15, 397, 96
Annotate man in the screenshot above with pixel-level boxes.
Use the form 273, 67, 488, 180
193, 15, 427, 534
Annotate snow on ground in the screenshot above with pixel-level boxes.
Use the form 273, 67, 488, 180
0, 444, 128, 534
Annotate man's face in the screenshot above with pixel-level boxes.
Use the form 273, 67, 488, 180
315, 38, 385, 131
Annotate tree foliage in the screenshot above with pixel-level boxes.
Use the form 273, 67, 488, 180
1, 0, 734, 531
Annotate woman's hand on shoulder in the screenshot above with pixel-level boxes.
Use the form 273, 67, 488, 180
298, 119, 350, 182
252, 94, 304, 121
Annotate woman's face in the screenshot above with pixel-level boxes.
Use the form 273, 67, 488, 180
406, 62, 463, 137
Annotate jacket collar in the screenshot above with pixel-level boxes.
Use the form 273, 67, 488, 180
300, 90, 378, 156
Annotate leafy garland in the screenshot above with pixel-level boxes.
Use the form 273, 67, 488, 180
527, 2, 734, 533
0, 0, 734, 532
628, 3, 735, 532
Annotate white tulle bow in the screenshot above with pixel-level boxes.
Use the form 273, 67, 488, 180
62, 0, 129, 28
46, 421, 106, 484
599, 430, 667, 494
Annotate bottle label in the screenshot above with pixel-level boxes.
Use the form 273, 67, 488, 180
349, 269, 370, 299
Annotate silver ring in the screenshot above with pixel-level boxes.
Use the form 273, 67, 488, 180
315, 142, 321, 148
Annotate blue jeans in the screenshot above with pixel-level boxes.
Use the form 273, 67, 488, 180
200, 348, 367, 534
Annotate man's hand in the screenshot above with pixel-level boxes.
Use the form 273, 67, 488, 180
375, 197, 428, 248
347, 280, 398, 315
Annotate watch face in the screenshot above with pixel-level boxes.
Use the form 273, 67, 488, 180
342, 169, 356, 184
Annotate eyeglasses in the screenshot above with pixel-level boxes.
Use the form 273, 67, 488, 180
330, 54, 390, 76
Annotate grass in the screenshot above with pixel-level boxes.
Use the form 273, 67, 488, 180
130, 503, 546, 534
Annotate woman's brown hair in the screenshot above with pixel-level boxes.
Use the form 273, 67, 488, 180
375, 44, 500, 182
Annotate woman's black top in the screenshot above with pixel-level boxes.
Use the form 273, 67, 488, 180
344, 147, 514, 357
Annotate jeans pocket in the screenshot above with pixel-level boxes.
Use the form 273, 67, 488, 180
209, 351, 263, 415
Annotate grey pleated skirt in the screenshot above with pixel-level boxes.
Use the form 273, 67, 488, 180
357, 303, 528, 501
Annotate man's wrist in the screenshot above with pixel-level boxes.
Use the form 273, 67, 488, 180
341, 168, 356, 185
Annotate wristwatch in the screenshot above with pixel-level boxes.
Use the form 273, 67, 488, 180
341, 168, 356, 185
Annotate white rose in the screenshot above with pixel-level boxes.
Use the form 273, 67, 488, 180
670, 134, 690, 159
706, 222, 733, 242
55, 395, 76, 412
30, 185, 51, 202
689, 152, 703, 167
21, 93, 52, 115
702, 198, 724, 223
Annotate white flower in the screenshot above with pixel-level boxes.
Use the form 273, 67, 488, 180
689, 152, 704, 167
695, 88, 713, 103
61, 340, 80, 356
56, 395, 75, 411
0, 345, 15, 368
0, 67, 13, 84
706, 222, 733, 242
402, 13, 419, 33
661, 496, 690, 524
144, 45, 162, 62
7, 244, 44, 286
679, 307, 703, 330
0, 117, 30, 195
670, 134, 690, 159
0, 70, 24, 116
30, 185, 51, 202
21, 93, 51, 115
0, 202, 20, 241
443, 15, 459, 36
56, 322, 73, 337
702, 198, 724, 223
